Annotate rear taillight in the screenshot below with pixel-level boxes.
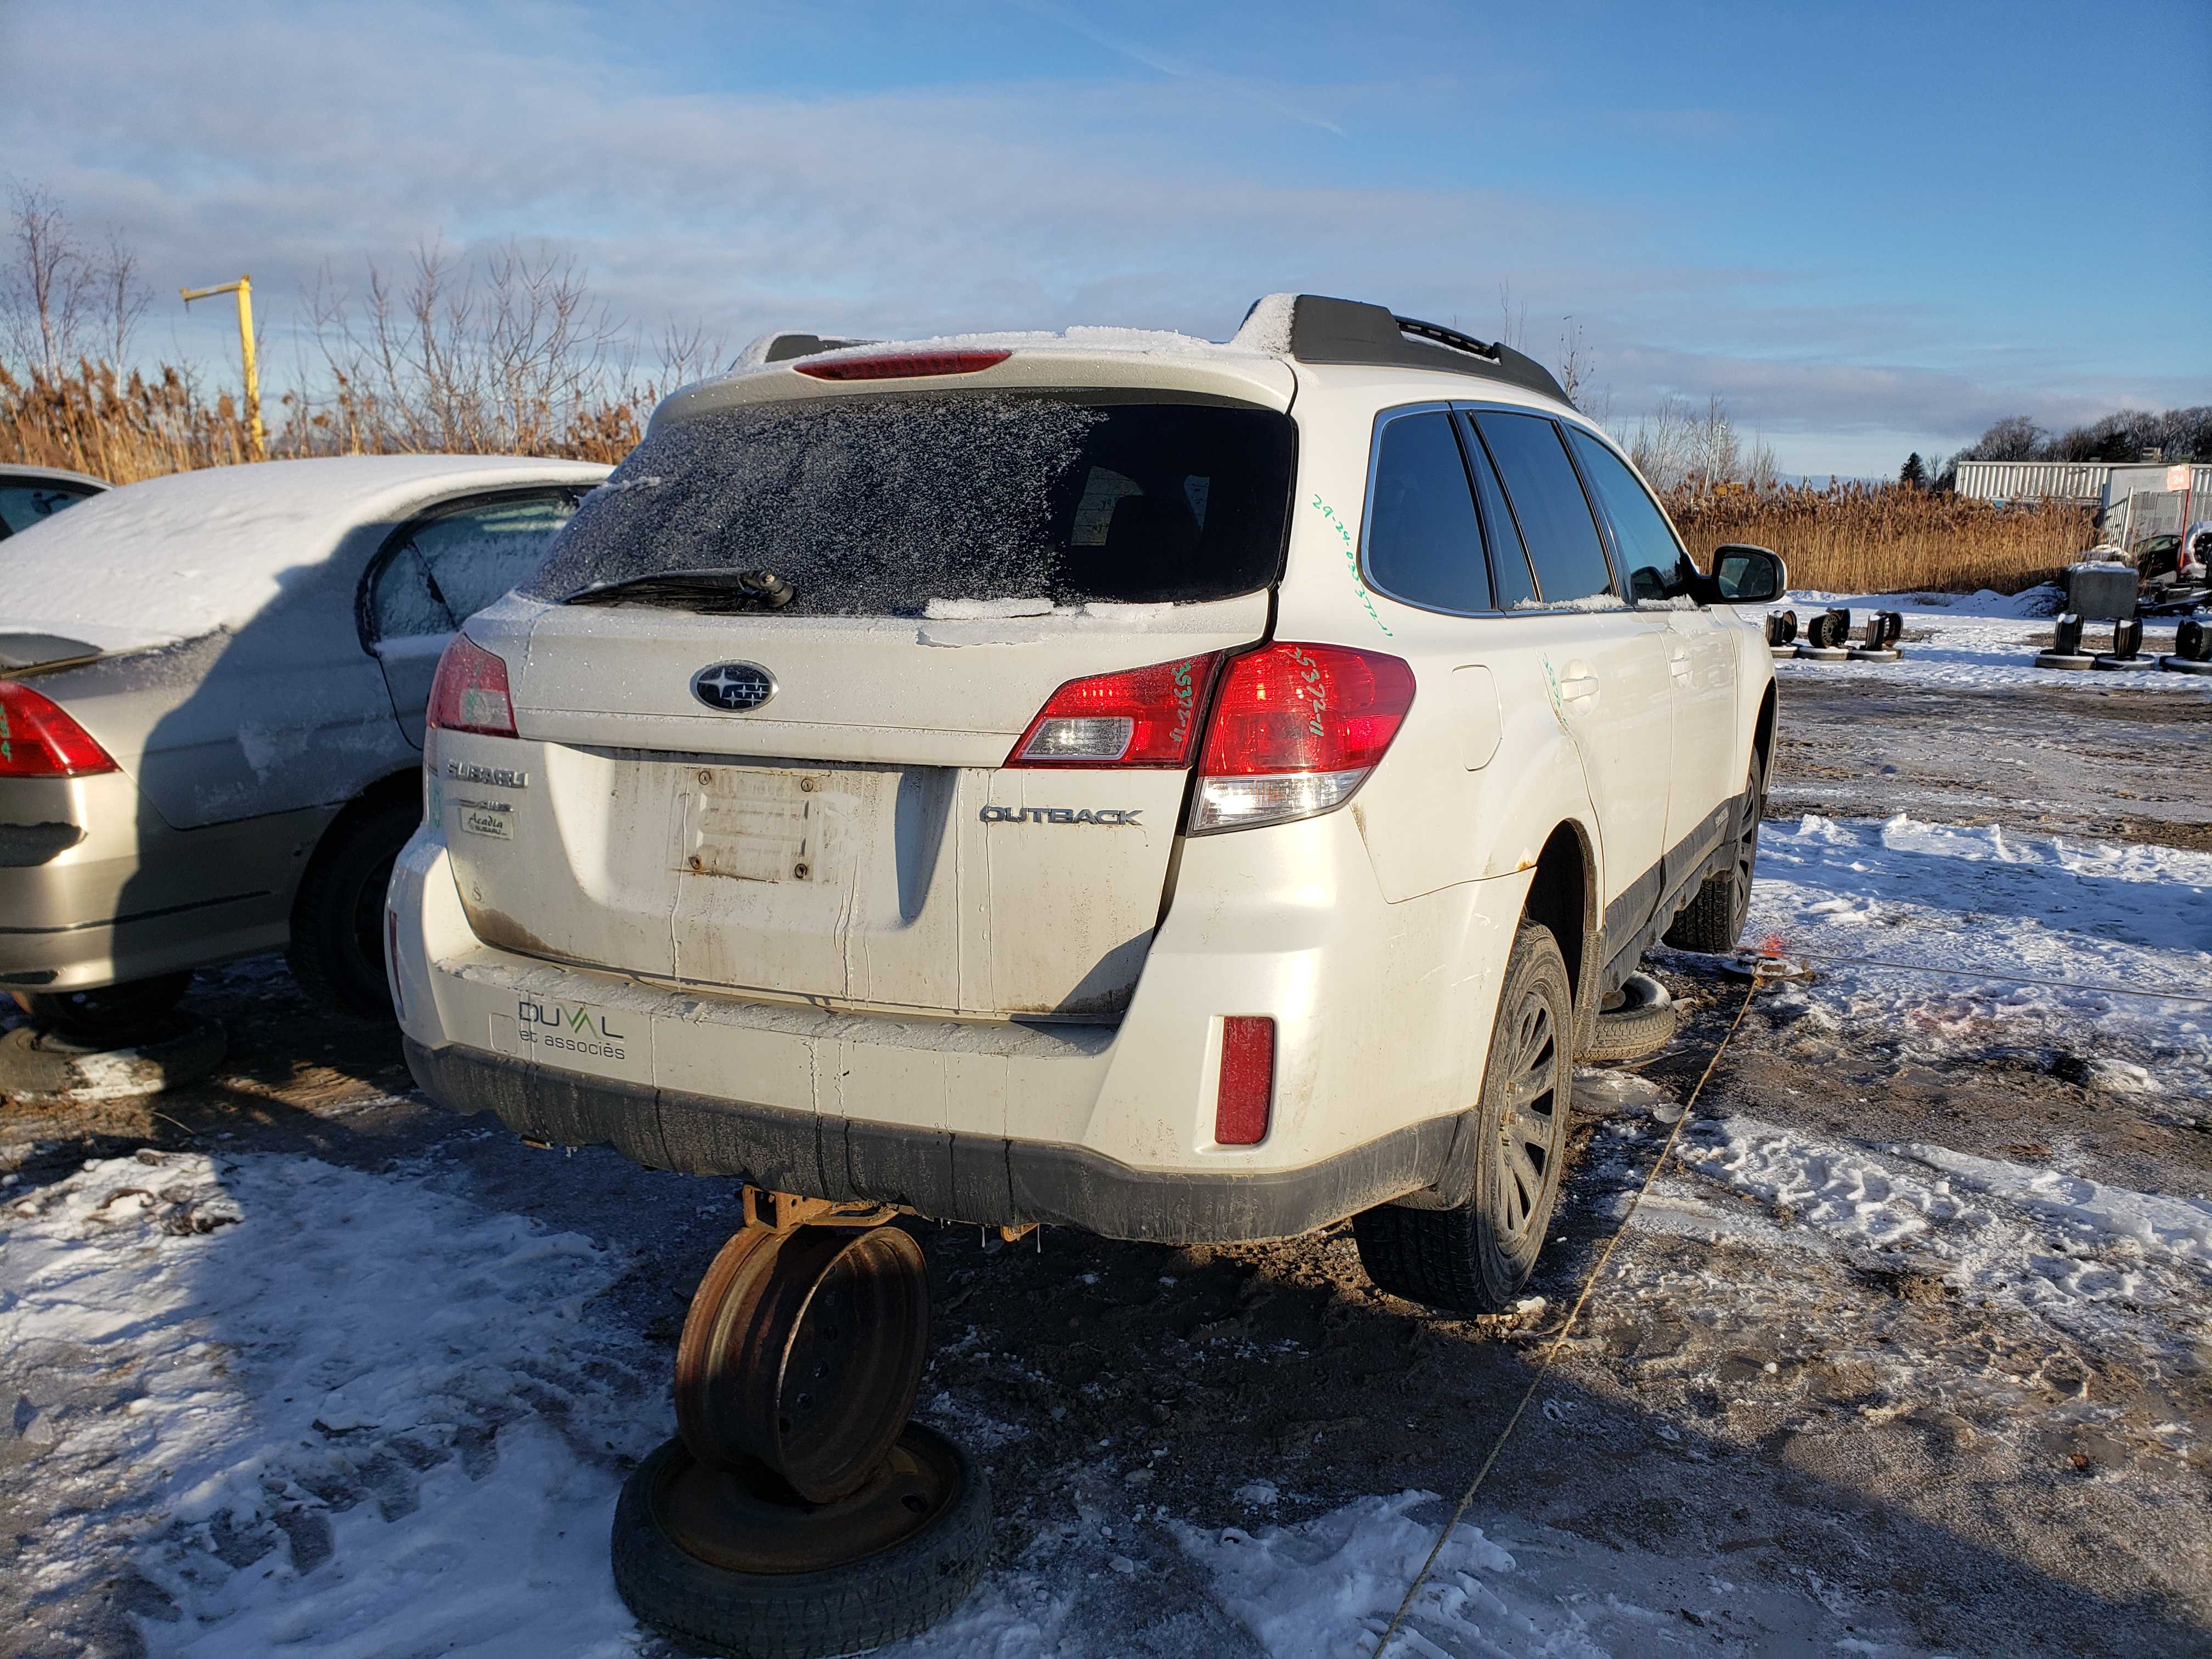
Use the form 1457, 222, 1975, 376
426, 635, 517, 738
1189, 643, 1415, 833
1215, 1015, 1275, 1144
794, 349, 1012, 381
0, 681, 117, 777
1007, 653, 1222, 768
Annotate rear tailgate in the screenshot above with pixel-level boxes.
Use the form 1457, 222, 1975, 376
443, 601, 1263, 1017
437, 373, 1294, 1020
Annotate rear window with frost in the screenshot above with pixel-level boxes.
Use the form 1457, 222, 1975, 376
521, 393, 1296, 615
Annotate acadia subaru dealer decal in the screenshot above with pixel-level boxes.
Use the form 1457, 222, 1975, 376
516, 998, 628, 1060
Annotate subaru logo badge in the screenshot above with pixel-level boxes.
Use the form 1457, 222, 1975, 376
692, 662, 777, 713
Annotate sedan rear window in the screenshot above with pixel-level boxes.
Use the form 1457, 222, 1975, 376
523, 393, 1296, 616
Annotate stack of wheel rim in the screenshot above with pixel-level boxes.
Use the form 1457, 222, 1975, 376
2160, 617, 2212, 675
1795, 607, 1852, 661
613, 1221, 990, 1657
2092, 616, 2158, 671
2035, 613, 2096, 670
1765, 608, 1799, 660
1847, 610, 1903, 662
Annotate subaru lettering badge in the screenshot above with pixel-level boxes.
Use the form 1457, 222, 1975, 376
692, 662, 777, 713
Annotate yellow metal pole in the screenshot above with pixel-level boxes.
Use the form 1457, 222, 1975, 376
180, 276, 266, 460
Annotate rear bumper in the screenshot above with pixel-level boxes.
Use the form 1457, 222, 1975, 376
404, 1034, 1458, 1244
0, 775, 314, 991
389, 811, 1522, 1244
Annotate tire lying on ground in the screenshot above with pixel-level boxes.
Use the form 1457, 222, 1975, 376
1581, 972, 1678, 1063
611, 1426, 991, 1659
12, 971, 193, 1043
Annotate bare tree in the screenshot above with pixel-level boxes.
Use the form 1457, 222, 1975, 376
303, 239, 629, 454
1553, 318, 1610, 420
1496, 279, 1527, 352
96, 230, 151, 366
2, 183, 97, 378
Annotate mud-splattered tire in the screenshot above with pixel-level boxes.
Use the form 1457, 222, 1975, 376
611, 1429, 991, 1659
1353, 923, 1573, 1316
1663, 752, 1764, 955
287, 797, 418, 1019
1582, 972, 1677, 1064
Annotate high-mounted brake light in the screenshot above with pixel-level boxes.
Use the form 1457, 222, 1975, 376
793, 349, 1012, 381
0, 680, 117, 777
1007, 653, 1222, 768
426, 635, 518, 738
1189, 642, 1415, 833
1215, 1015, 1275, 1145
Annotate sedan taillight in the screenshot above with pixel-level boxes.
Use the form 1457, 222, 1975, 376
426, 635, 518, 738
0, 680, 118, 777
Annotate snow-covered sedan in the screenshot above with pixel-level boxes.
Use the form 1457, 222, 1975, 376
0, 454, 607, 1037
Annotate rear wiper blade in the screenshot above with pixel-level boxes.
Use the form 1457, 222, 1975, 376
563, 568, 796, 612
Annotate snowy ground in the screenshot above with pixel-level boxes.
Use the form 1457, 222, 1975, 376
3, 679, 2210, 1657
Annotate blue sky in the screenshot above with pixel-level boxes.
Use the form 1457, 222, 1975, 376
4, 0, 2205, 474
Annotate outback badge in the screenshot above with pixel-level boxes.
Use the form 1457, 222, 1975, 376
692, 662, 777, 713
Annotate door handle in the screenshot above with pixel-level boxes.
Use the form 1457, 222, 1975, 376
1556, 662, 1600, 709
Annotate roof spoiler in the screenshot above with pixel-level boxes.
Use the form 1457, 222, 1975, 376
0, 632, 101, 674
1242, 294, 1573, 407
730, 332, 880, 373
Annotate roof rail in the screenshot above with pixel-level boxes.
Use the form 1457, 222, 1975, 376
1266, 295, 1572, 407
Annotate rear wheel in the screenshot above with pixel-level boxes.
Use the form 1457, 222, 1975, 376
287, 797, 419, 1018
1353, 922, 1573, 1315
1663, 751, 1764, 955
11, 972, 193, 1043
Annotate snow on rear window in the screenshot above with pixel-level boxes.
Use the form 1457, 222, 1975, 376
523, 393, 1294, 617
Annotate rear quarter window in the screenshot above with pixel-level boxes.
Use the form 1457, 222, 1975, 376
1362, 410, 1491, 613
524, 393, 1296, 616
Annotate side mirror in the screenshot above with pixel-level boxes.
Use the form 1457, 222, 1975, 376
1711, 544, 1786, 604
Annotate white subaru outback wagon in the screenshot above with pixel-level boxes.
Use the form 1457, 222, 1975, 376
388, 295, 1781, 1312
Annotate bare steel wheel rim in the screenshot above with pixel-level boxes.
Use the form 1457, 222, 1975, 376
673, 1223, 931, 1504
1490, 988, 1561, 1255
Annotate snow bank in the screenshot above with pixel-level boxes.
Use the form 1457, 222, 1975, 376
1672, 1114, 2212, 1350
0, 455, 606, 655
1739, 815, 2212, 1107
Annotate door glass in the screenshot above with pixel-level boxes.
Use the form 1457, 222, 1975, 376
1363, 410, 1491, 613
1566, 428, 1689, 601
0, 482, 99, 538
369, 494, 577, 639
1459, 416, 1537, 611
1470, 412, 1615, 604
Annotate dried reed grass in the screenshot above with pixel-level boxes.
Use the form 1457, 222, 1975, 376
1664, 479, 2095, 596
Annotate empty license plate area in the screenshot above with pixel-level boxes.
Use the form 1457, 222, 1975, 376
676, 765, 860, 885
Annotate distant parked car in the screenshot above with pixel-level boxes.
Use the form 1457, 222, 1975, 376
0, 464, 107, 539
0, 454, 608, 1037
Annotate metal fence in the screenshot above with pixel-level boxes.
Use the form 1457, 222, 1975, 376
1954, 460, 2212, 506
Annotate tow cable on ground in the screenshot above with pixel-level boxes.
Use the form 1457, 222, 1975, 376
1370, 967, 1767, 1659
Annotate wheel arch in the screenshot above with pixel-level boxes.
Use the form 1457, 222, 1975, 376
290, 768, 423, 925
1520, 819, 1601, 1053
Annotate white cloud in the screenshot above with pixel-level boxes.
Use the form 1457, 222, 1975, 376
2, 0, 2193, 469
